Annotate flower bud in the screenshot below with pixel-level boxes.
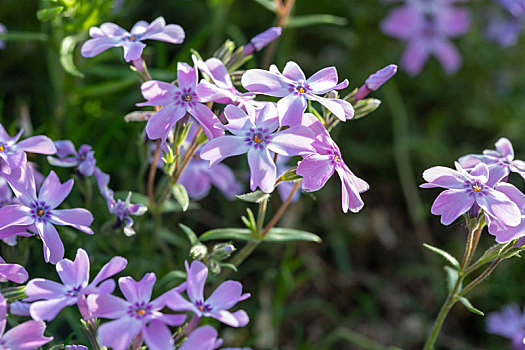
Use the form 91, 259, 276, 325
365, 64, 397, 91
208, 259, 221, 274
243, 27, 282, 57
212, 243, 235, 260
190, 244, 208, 260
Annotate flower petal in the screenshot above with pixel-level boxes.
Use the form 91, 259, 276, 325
178, 62, 198, 90
145, 104, 186, 141
282, 61, 305, 81
37, 222, 64, 264
477, 188, 521, 228
56, 249, 89, 288
87, 294, 129, 319
200, 136, 249, 167
25, 278, 68, 299
98, 317, 142, 350
15, 136, 56, 155
248, 148, 276, 193
212, 309, 249, 327
277, 94, 307, 127
29, 298, 73, 321
306, 67, 339, 94
188, 103, 224, 139
49, 209, 94, 234
206, 281, 247, 311
38, 171, 73, 209
179, 326, 218, 350
297, 154, 335, 192
268, 126, 314, 156
241, 69, 290, 96
431, 190, 474, 225
143, 320, 174, 350
91, 256, 128, 287
119, 273, 156, 304
185, 260, 208, 304
2, 320, 52, 349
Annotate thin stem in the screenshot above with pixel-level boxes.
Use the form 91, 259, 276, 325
260, 180, 301, 238
459, 258, 502, 297
256, 197, 268, 234
148, 139, 162, 206
262, 0, 295, 67
171, 127, 202, 184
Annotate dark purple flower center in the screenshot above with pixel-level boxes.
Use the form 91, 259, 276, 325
465, 181, 489, 196
124, 35, 141, 42
65, 285, 83, 298
175, 88, 198, 108
30, 201, 50, 222
195, 300, 212, 313
330, 147, 343, 167
289, 82, 310, 96
244, 128, 271, 150
127, 301, 152, 320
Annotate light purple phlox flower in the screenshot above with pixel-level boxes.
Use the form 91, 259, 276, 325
0, 256, 28, 284
87, 273, 187, 350
487, 303, 525, 350
0, 166, 94, 264
484, 182, 525, 243
498, 0, 525, 17
200, 104, 315, 193
47, 141, 96, 177
25, 248, 127, 322
242, 61, 352, 126
81, 17, 184, 62
296, 114, 369, 213
165, 260, 250, 327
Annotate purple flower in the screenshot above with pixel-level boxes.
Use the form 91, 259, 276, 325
180, 326, 223, 350
138, 62, 224, 141
421, 161, 521, 226
381, 1, 470, 75
353, 64, 398, 101
296, 114, 369, 213
25, 248, 127, 321
81, 17, 185, 62
0, 294, 52, 349
0, 24, 6, 50
486, 13, 523, 47
87, 273, 186, 350
484, 182, 525, 243
94, 168, 147, 236
459, 138, 525, 186
9, 301, 31, 316
487, 303, 525, 350
47, 141, 96, 177
200, 104, 314, 193
498, 0, 525, 17
0, 123, 56, 175
241, 61, 352, 126
0, 166, 94, 264
243, 27, 282, 57
165, 260, 250, 327
65, 346, 89, 350
0, 257, 28, 284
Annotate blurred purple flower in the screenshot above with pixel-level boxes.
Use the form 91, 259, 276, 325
0, 256, 28, 284
243, 27, 282, 57
0, 23, 6, 50
487, 303, 525, 349
138, 62, 224, 141
200, 104, 314, 193
88, 273, 186, 350
165, 260, 250, 327
180, 326, 223, 350
296, 114, 369, 213
0, 123, 56, 175
498, 0, 525, 17
380, 0, 470, 75
421, 162, 521, 226
242, 61, 352, 126
0, 167, 93, 264
81, 17, 184, 62
25, 248, 127, 321
353, 64, 398, 101
47, 141, 96, 177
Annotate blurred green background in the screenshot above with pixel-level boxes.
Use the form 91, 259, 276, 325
1, 0, 525, 349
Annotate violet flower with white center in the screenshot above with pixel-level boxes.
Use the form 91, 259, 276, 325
138, 62, 224, 141
25, 248, 127, 321
241, 61, 352, 126
296, 114, 369, 213
380, 0, 470, 75
165, 260, 250, 327
352, 64, 398, 102
459, 138, 525, 185
47, 140, 96, 177
0, 294, 52, 349
0, 123, 56, 175
0, 257, 28, 284
200, 104, 315, 193
0, 166, 94, 264
421, 161, 521, 227
487, 303, 525, 350
81, 17, 185, 62
94, 167, 147, 236
87, 273, 187, 350
180, 326, 223, 350
243, 26, 282, 57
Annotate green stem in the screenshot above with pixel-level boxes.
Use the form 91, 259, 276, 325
459, 258, 502, 297
256, 197, 268, 235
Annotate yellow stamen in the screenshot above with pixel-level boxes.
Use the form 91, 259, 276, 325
299, 87, 305, 94
137, 309, 146, 315
199, 306, 204, 311
253, 135, 263, 143
0, 146, 4, 152
130, 36, 136, 41
473, 184, 482, 192
334, 155, 340, 162
185, 95, 192, 101
38, 210, 44, 217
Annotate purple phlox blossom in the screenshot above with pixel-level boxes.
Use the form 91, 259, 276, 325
498, 0, 525, 17
458, 138, 525, 186
0, 123, 56, 175
243, 26, 282, 57
180, 326, 223, 350
9, 301, 31, 317
165, 260, 250, 327
94, 168, 147, 236
487, 303, 525, 350
87, 272, 187, 350
380, 0, 470, 75
0, 24, 5, 50
0, 166, 94, 264
0, 294, 53, 349
276, 155, 301, 203
0, 257, 28, 284
200, 104, 315, 193
486, 1, 524, 48
193, 55, 261, 115
296, 114, 369, 213
353, 64, 398, 101
0, 176, 35, 245
485, 182, 525, 243
65, 346, 88, 350
25, 248, 127, 322
241, 61, 352, 126
81, 17, 185, 62
421, 161, 521, 227
138, 62, 224, 142
47, 140, 96, 177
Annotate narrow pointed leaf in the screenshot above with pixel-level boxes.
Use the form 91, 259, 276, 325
172, 183, 190, 211
458, 296, 484, 316
179, 224, 200, 245
264, 228, 322, 243
200, 228, 256, 242
236, 190, 270, 203
423, 243, 460, 269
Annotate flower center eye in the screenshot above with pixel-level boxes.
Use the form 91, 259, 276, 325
129, 36, 136, 41
299, 87, 305, 94
334, 155, 340, 162
199, 305, 204, 311
37, 209, 44, 217
253, 135, 263, 143
473, 184, 482, 192
0, 145, 3, 152
136, 309, 146, 315
184, 95, 192, 102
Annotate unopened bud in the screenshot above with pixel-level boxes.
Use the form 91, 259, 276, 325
212, 243, 235, 260
243, 27, 282, 57
365, 64, 397, 91
124, 111, 153, 123
190, 244, 208, 260
327, 90, 338, 99
209, 259, 221, 274
353, 98, 381, 120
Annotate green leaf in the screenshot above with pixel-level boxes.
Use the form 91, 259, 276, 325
458, 296, 484, 316
37, 6, 64, 21
279, 167, 302, 182
264, 228, 322, 243
156, 270, 187, 291
171, 183, 189, 212
241, 208, 257, 232
287, 15, 348, 29
235, 190, 270, 203
0, 31, 47, 42
443, 266, 458, 293
60, 36, 84, 78
220, 263, 238, 272
179, 224, 199, 245
252, 0, 277, 12
200, 228, 255, 242
423, 243, 460, 269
